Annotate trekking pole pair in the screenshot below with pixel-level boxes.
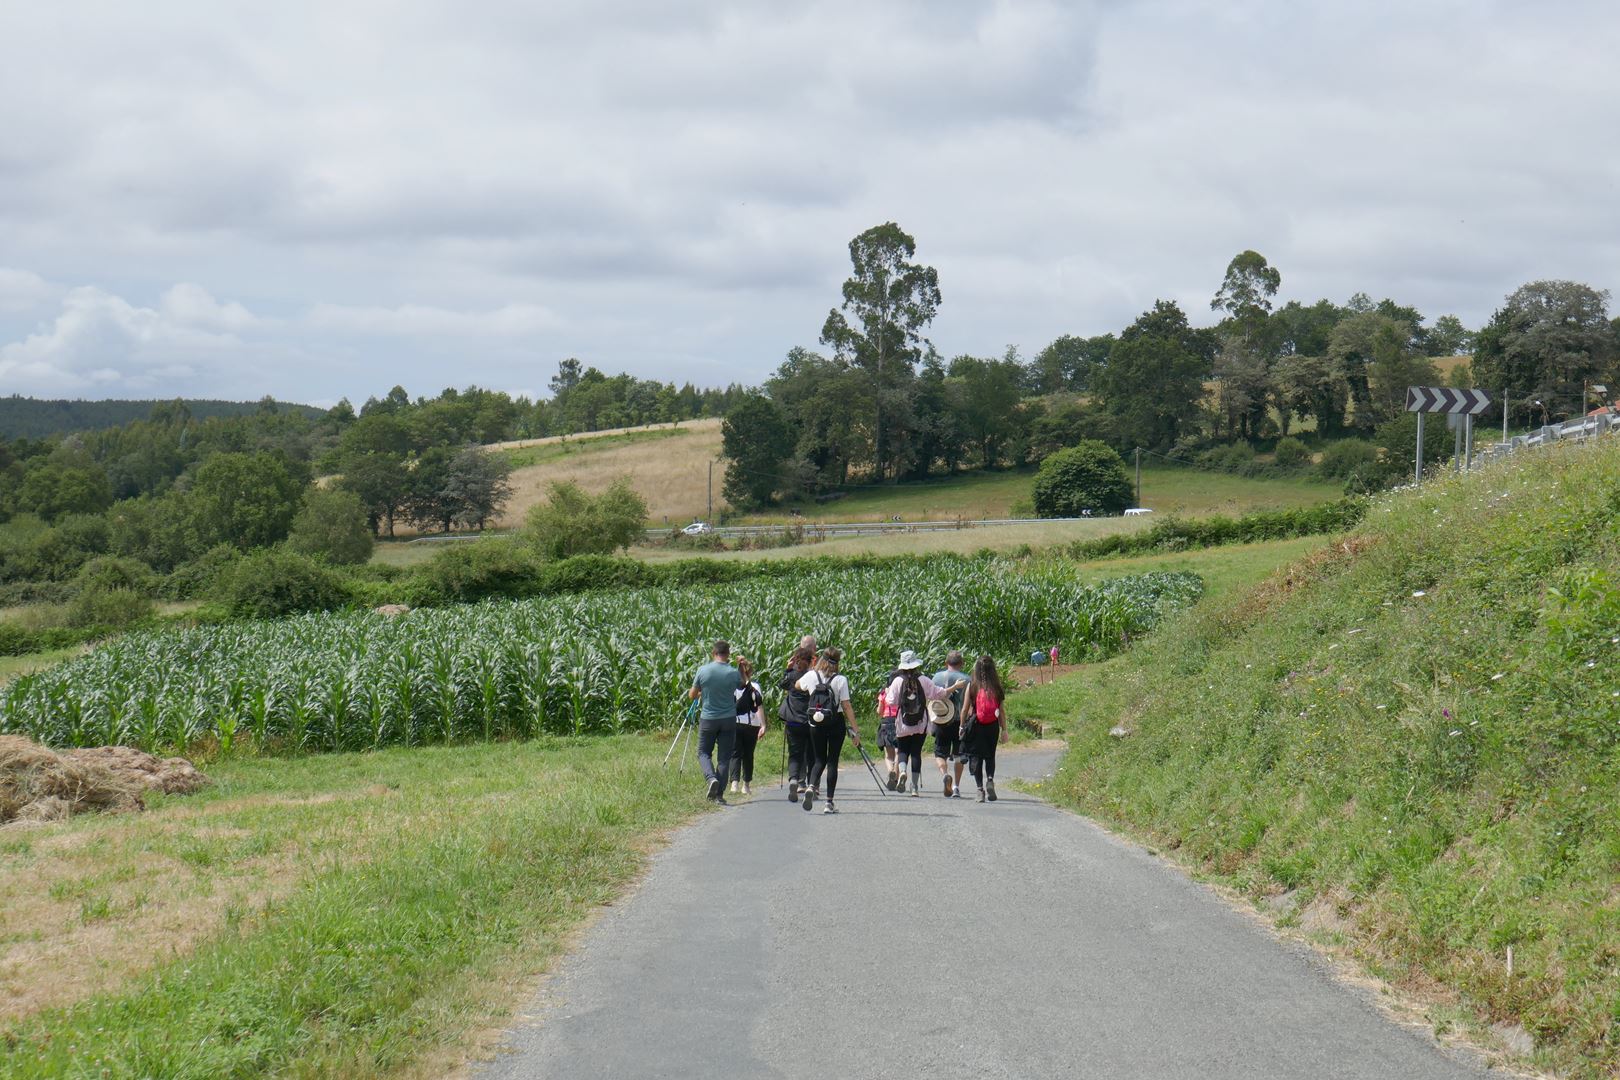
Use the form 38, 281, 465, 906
854, 738, 891, 796
662, 699, 700, 771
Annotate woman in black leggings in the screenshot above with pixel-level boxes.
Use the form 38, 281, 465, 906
796, 648, 862, 814
965, 654, 1008, 803
779, 645, 815, 803
728, 657, 766, 795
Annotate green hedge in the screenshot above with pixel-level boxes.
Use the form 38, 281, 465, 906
1068, 499, 1367, 560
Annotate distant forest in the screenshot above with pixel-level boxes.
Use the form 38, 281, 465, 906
0, 397, 327, 439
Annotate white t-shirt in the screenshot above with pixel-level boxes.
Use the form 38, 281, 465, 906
734, 681, 765, 726
795, 669, 851, 705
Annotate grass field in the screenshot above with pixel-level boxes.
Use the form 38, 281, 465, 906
0, 736, 715, 1078
1016, 438, 1620, 1077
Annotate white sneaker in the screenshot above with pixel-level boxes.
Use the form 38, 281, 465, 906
729, 781, 740, 794
742, 782, 752, 795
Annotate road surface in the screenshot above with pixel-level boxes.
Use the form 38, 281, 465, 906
473, 747, 1490, 1080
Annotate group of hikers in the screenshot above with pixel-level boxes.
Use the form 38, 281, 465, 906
687, 636, 1009, 814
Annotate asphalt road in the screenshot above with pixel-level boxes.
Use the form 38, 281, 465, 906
473, 747, 1490, 1080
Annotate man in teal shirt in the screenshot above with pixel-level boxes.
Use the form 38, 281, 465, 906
690, 639, 742, 803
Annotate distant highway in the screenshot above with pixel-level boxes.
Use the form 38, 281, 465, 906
405, 515, 1135, 545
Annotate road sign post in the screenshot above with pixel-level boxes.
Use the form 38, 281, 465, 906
1407, 386, 1491, 480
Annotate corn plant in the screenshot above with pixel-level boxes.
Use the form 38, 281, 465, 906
0, 559, 1201, 753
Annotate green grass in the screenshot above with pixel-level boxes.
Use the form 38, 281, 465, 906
1030, 438, 1620, 1077
0, 646, 84, 685
0, 736, 718, 1079
738, 463, 1341, 524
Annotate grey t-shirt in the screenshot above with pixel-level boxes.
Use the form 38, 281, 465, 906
693, 660, 742, 721
932, 668, 970, 725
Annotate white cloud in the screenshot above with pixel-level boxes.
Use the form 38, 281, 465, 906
0, 1, 1616, 402
0, 268, 56, 313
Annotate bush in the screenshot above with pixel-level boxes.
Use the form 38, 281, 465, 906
1316, 439, 1380, 479
162, 544, 245, 600
415, 540, 543, 605
1032, 441, 1134, 518
65, 585, 155, 630
214, 550, 351, 619
524, 478, 648, 560
1273, 437, 1312, 469
287, 488, 375, 565
1068, 499, 1368, 559
73, 555, 159, 596
537, 555, 655, 595
1198, 442, 1259, 475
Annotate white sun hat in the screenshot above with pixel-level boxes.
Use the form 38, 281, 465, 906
897, 650, 923, 670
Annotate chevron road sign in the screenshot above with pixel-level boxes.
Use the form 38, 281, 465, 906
1406, 386, 1492, 415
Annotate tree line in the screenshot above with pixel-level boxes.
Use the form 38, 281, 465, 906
722, 224, 1620, 507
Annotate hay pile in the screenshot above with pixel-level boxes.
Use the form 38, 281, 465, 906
0, 736, 208, 825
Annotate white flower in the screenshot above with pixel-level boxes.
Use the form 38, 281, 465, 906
1491, 673, 1505, 681
1412, 590, 1427, 598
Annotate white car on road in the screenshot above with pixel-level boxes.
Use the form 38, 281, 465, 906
1124, 507, 1154, 516
681, 521, 713, 535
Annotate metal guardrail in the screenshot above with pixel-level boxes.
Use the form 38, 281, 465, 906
1472, 409, 1620, 465
646, 516, 1120, 540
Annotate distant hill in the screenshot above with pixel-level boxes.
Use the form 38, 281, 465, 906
0, 396, 328, 439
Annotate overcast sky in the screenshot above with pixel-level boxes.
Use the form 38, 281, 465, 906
1, 1, 1615, 406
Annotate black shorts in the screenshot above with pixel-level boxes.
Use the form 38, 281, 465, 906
932, 724, 960, 759
878, 718, 897, 749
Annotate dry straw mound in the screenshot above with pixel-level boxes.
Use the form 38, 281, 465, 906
0, 735, 208, 825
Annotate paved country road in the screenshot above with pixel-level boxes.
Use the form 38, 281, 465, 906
472, 748, 1491, 1080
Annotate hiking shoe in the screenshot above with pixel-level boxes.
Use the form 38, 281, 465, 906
729, 781, 740, 794
976, 788, 987, 803
822, 800, 838, 814
886, 770, 898, 791
789, 779, 800, 804
987, 779, 997, 802
943, 775, 954, 798
897, 773, 908, 794
909, 784, 920, 798
742, 782, 752, 796
707, 778, 722, 801
803, 787, 817, 813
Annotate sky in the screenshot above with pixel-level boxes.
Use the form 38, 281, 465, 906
1, 0, 1616, 407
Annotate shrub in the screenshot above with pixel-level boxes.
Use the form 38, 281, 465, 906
214, 550, 351, 619
1067, 499, 1368, 559
65, 585, 154, 630
524, 478, 648, 560
416, 540, 543, 605
287, 488, 375, 565
1316, 438, 1380, 479
1199, 442, 1259, 475
73, 555, 159, 597
162, 544, 245, 600
1273, 437, 1312, 469
537, 555, 655, 595
1032, 441, 1134, 518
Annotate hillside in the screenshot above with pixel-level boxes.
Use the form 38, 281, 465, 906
0, 396, 326, 439
1023, 437, 1620, 1076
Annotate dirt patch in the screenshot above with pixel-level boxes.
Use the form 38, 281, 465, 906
0, 736, 208, 825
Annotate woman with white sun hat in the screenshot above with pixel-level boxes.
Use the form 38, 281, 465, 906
883, 649, 967, 797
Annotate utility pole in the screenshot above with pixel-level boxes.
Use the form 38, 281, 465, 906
707, 460, 713, 523
1134, 448, 1141, 509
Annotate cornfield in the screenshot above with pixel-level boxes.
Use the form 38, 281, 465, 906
1, 561, 1200, 753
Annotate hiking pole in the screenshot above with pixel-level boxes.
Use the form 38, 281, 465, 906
855, 740, 890, 796
663, 699, 698, 768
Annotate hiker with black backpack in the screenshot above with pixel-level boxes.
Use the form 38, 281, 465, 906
779, 643, 816, 804
884, 649, 966, 797
930, 650, 971, 797
795, 647, 861, 814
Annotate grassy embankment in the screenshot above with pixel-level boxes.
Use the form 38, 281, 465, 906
0, 737, 717, 1078
1019, 438, 1620, 1077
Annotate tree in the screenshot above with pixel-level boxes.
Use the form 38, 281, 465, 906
1028, 334, 1113, 393
1094, 301, 1216, 450
947, 352, 1025, 467
1427, 314, 1474, 357
187, 451, 304, 550
14, 457, 114, 522
287, 488, 375, 565
1471, 281, 1614, 423
1330, 312, 1436, 428
1032, 441, 1134, 518
721, 394, 793, 508
819, 222, 941, 480
549, 357, 583, 400
1212, 250, 1281, 341
339, 453, 409, 537
524, 478, 648, 560
1272, 353, 1346, 434
440, 447, 513, 530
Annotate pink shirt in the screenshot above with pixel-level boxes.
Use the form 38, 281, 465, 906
885, 674, 951, 737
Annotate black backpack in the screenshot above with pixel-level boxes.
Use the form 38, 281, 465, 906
899, 672, 927, 725
780, 665, 810, 724
806, 672, 839, 725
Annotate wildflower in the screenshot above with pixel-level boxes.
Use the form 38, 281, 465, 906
1412, 590, 1427, 598
1491, 673, 1505, 681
